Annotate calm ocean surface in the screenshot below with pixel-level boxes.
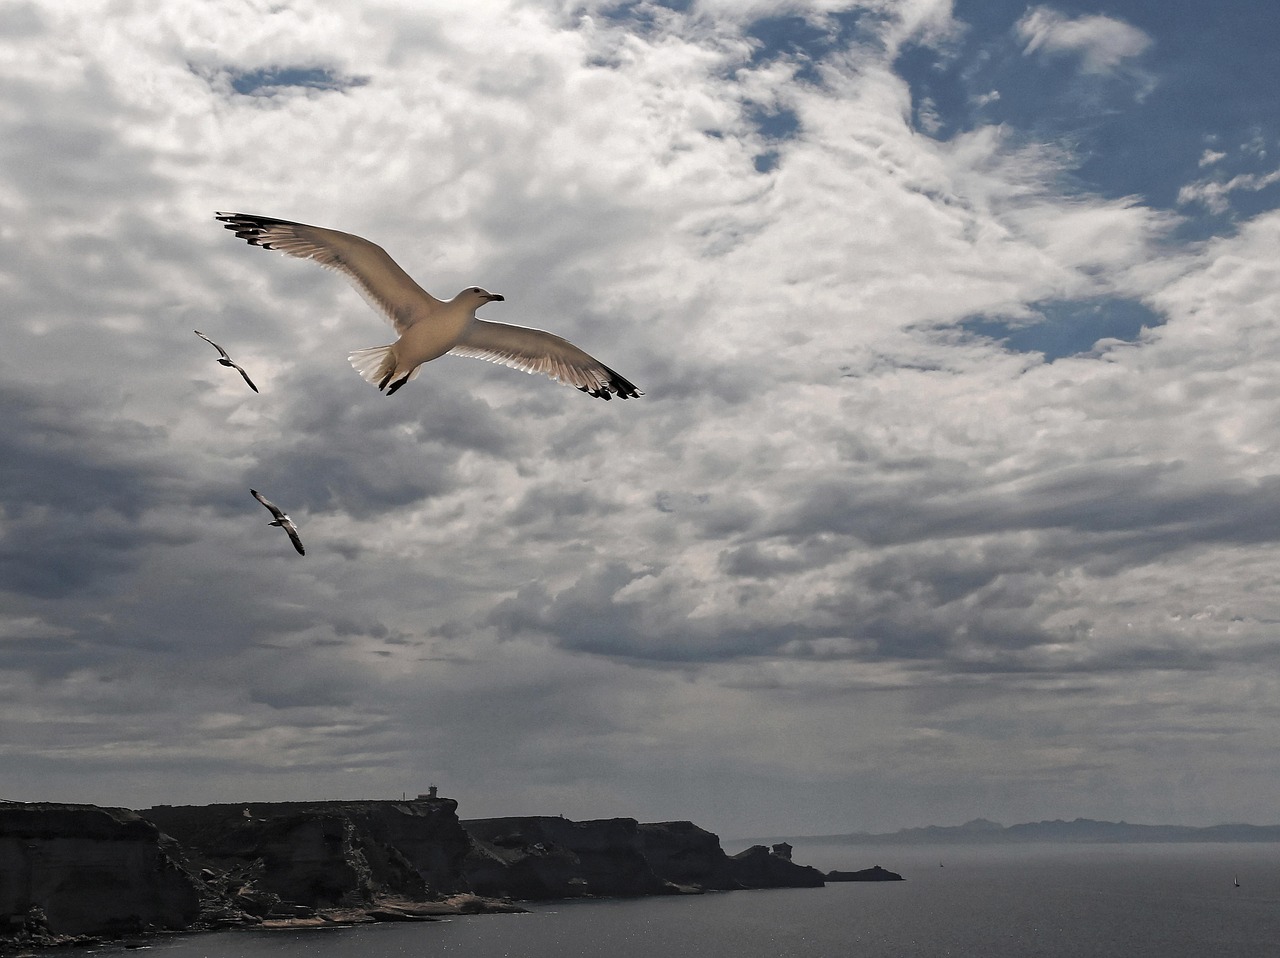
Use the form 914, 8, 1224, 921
64, 843, 1280, 958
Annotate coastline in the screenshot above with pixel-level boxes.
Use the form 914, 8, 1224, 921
1, 799, 832, 954
254, 893, 529, 928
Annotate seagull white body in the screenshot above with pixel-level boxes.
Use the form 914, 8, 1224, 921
195, 330, 258, 392
215, 212, 642, 399
251, 489, 305, 556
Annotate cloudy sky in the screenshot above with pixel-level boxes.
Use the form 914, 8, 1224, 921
4, 0, 1280, 839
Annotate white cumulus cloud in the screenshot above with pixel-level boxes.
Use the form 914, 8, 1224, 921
1016, 5, 1152, 74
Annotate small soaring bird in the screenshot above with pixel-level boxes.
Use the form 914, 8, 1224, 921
250, 489, 305, 556
194, 330, 259, 393
215, 212, 642, 399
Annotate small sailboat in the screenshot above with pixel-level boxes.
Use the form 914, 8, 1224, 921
1234, 875, 1240, 888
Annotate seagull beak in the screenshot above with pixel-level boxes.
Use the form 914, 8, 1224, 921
487, 293, 505, 302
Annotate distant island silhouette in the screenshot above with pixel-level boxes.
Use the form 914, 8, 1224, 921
754, 817, 1280, 845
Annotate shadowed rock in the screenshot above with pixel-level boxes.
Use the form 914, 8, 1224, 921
0, 802, 205, 944
140, 796, 471, 913
463, 816, 670, 900
825, 865, 904, 881
727, 845, 826, 888
463, 817, 827, 900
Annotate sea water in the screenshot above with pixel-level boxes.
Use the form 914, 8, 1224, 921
63, 843, 1280, 958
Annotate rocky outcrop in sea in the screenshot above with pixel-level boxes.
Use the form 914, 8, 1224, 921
825, 865, 904, 881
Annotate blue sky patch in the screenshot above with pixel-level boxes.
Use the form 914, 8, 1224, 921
753, 151, 780, 174
746, 102, 800, 173
744, 11, 879, 83
744, 14, 834, 84
589, 0, 690, 36
746, 102, 800, 141
961, 297, 1166, 362
889, 0, 1280, 232
228, 66, 366, 97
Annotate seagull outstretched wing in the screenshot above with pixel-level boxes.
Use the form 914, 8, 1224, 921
251, 488, 305, 556
449, 320, 642, 400
215, 213, 439, 336
195, 330, 259, 393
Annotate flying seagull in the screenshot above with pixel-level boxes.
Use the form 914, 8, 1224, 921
215, 212, 642, 399
250, 489, 305, 556
194, 330, 259, 393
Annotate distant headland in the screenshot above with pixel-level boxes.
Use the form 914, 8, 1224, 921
0, 792, 848, 953
757, 817, 1280, 846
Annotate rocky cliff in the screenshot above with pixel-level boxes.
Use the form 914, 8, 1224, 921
3, 799, 828, 949
140, 797, 472, 915
0, 802, 206, 948
637, 821, 741, 891
463, 817, 826, 900
726, 845, 826, 888
463, 816, 671, 900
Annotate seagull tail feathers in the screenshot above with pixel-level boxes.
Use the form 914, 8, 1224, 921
348, 345, 397, 391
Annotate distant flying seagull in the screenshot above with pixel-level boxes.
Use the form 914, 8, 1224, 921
250, 489, 305, 556
215, 212, 642, 399
194, 330, 259, 393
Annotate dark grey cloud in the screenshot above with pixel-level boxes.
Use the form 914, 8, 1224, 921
777, 459, 1280, 555
508, 483, 609, 530
719, 534, 848, 578
235, 365, 522, 519
247, 672, 360, 710
0, 385, 185, 598
486, 561, 835, 664
0, 633, 97, 683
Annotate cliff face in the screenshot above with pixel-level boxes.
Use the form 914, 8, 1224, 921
140, 798, 470, 913
463, 816, 670, 900
726, 845, 826, 888
463, 818, 826, 900
636, 821, 741, 891
0, 803, 203, 940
